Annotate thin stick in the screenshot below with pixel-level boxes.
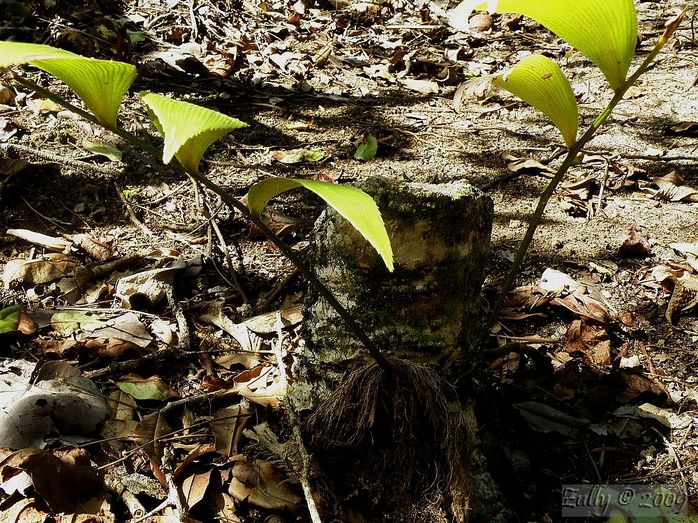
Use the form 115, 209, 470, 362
8, 72, 389, 370
0, 142, 124, 176
115, 182, 157, 237
482, 11, 687, 343
273, 313, 323, 523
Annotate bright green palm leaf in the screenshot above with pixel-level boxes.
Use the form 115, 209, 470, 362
31, 58, 136, 127
0, 41, 78, 65
248, 177, 394, 272
140, 92, 247, 172
493, 54, 578, 148
449, 0, 637, 90
0, 41, 136, 126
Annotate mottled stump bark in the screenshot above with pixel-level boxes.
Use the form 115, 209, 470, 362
292, 176, 506, 521
294, 177, 492, 403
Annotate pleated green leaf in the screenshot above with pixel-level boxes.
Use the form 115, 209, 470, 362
140, 92, 247, 172
248, 177, 394, 271
493, 54, 578, 148
0, 41, 77, 65
0, 41, 137, 126
449, 0, 637, 90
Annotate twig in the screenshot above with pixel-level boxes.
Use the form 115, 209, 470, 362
0, 142, 124, 176
188, 0, 199, 40
84, 345, 179, 379
595, 155, 610, 216
166, 285, 191, 352
273, 312, 322, 523
115, 182, 157, 237
20, 195, 72, 228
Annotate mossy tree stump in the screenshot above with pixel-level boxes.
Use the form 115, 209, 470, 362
290, 177, 504, 521
293, 176, 493, 408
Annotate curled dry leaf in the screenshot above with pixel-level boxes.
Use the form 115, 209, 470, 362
6, 229, 72, 253
618, 224, 651, 258
670, 242, 698, 257
1, 498, 49, 522
70, 233, 115, 261
468, 12, 493, 32
453, 75, 495, 111
115, 256, 202, 309
641, 171, 698, 202
514, 401, 589, 437
235, 365, 286, 409
665, 273, 698, 324
635, 402, 693, 430
400, 78, 439, 94
502, 153, 555, 175
615, 370, 669, 404
540, 269, 610, 323
566, 319, 611, 367
134, 411, 172, 466
271, 149, 325, 164
243, 304, 303, 334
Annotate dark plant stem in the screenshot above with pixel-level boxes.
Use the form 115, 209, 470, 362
8, 72, 390, 370
481, 13, 685, 345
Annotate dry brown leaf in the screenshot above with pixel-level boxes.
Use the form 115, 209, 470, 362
513, 401, 589, 437
615, 371, 669, 403
0, 448, 100, 513
216, 351, 261, 370
468, 12, 493, 31
135, 411, 172, 466
503, 285, 555, 311
565, 319, 611, 367
3, 254, 77, 287
400, 78, 439, 94
648, 171, 698, 202
229, 459, 302, 512
670, 242, 698, 258
181, 469, 212, 510
211, 405, 252, 458
235, 365, 286, 409
243, 304, 303, 334
453, 76, 495, 110
70, 234, 115, 261
6, 229, 72, 253
669, 121, 698, 135
503, 154, 555, 175
540, 269, 610, 323
200, 300, 260, 353
1, 498, 49, 523
213, 493, 241, 522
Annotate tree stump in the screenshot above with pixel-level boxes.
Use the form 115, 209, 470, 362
293, 176, 493, 408
290, 177, 507, 521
